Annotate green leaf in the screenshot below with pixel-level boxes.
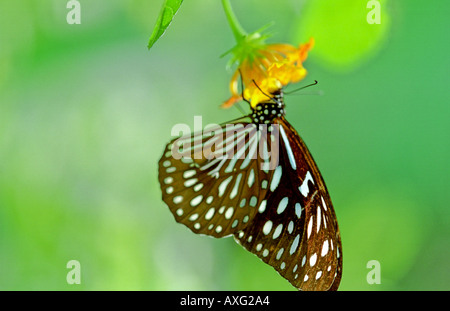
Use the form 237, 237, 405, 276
293, 0, 390, 72
147, 0, 183, 50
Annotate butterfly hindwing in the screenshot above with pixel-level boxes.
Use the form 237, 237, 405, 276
233, 117, 342, 291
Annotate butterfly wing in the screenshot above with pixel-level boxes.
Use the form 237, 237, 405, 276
158, 122, 278, 238
233, 117, 342, 291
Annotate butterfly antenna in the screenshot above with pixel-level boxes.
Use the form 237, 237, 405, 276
252, 80, 274, 100
284, 80, 319, 95
238, 69, 251, 106
287, 90, 324, 96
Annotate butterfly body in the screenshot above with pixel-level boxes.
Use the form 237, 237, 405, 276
251, 90, 285, 124
158, 92, 342, 291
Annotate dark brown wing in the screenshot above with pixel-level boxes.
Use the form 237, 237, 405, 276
158, 123, 278, 238
233, 116, 342, 291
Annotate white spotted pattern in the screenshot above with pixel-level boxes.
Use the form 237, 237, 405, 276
299, 171, 314, 197
307, 216, 314, 239
295, 203, 302, 218
272, 224, 283, 239
270, 166, 282, 191
159, 102, 343, 291
277, 197, 289, 214
218, 176, 233, 197
279, 126, 297, 170
190, 195, 203, 207
263, 220, 273, 235
321, 240, 329, 257
205, 208, 215, 220
229, 173, 243, 199
290, 234, 300, 255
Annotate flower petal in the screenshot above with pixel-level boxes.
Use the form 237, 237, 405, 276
223, 38, 314, 108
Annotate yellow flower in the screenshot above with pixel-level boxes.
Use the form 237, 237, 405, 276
223, 38, 314, 108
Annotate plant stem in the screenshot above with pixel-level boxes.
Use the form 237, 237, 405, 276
221, 0, 247, 42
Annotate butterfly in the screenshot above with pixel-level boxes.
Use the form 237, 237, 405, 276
158, 83, 342, 291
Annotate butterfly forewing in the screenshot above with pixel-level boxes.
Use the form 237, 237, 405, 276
233, 117, 342, 291
158, 122, 278, 238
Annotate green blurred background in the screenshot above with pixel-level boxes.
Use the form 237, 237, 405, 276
0, 0, 448, 290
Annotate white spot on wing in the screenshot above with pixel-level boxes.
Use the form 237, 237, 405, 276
279, 126, 297, 170
272, 224, 283, 239
205, 208, 215, 220
276, 248, 284, 260
317, 206, 322, 233
301, 255, 306, 267
287, 221, 294, 234
321, 196, 328, 211
307, 216, 313, 239
173, 196, 183, 204
315, 271, 322, 280
193, 183, 203, 192
258, 200, 267, 213
183, 170, 196, 179
263, 220, 273, 235
270, 166, 282, 191
189, 213, 199, 221
249, 196, 258, 207
190, 195, 203, 207
321, 240, 329, 257
295, 203, 302, 218
277, 197, 289, 214
290, 234, 300, 255
229, 173, 243, 199
225, 207, 234, 219
247, 168, 255, 188
299, 171, 314, 197
218, 176, 233, 197
184, 178, 198, 187
166, 167, 176, 173
261, 180, 268, 189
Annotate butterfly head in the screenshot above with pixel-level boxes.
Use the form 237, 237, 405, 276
250, 89, 285, 124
